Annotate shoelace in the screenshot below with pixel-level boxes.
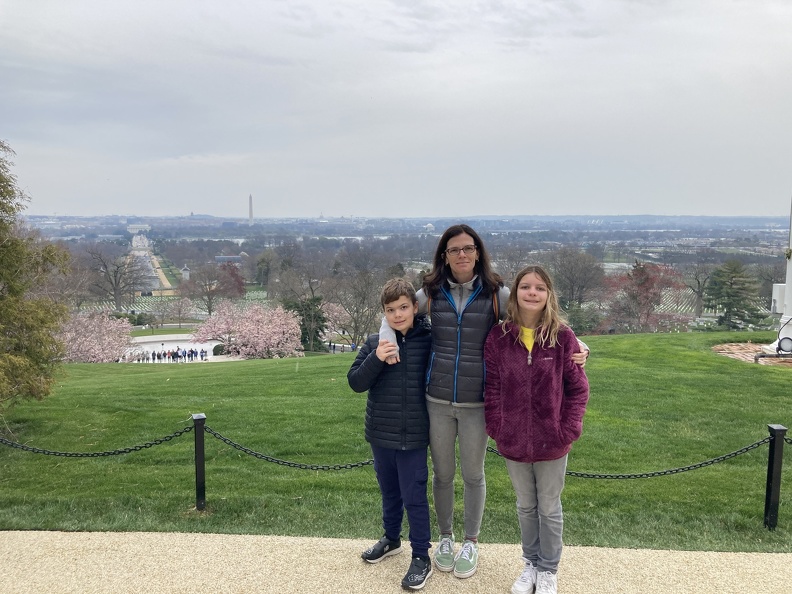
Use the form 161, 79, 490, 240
536, 571, 557, 590
517, 565, 535, 583
457, 543, 475, 561
438, 538, 453, 554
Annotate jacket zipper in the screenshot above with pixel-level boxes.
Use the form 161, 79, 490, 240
401, 333, 407, 450
443, 284, 482, 404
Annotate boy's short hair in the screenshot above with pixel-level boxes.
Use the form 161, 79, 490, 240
380, 277, 417, 308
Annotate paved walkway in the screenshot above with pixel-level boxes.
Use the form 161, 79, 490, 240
1, 531, 789, 594
713, 342, 792, 365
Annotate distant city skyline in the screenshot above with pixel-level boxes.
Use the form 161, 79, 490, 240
2, 1, 791, 219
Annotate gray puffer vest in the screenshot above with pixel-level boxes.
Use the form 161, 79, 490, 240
426, 279, 499, 406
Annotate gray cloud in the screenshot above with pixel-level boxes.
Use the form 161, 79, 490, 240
1, 0, 791, 218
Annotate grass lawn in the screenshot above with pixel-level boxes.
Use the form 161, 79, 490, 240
1, 331, 790, 552
131, 327, 196, 337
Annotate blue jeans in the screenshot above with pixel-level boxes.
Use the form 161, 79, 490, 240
371, 445, 431, 557
427, 401, 488, 540
505, 454, 568, 573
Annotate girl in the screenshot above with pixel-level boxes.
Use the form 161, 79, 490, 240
483, 265, 589, 594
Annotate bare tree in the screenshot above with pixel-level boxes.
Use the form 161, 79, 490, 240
163, 297, 196, 328
543, 246, 605, 309
680, 257, 715, 318
85, 243, 150, 312
36, 242, 95, 310
324, 241, 392, 347
180, 262, 245, 315
753, 260, 785, 310
254, 248, 278, 290
492, 243, 537, 286
276, 246, 336, 352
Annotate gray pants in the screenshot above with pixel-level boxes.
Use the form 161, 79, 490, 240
505, 454, 568, 573
427, 400, 488, 539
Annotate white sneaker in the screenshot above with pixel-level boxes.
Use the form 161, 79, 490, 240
511, 559, 538, 594
535, 571, 558, 594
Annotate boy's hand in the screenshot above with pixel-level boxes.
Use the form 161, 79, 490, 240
376, 339, 400, 363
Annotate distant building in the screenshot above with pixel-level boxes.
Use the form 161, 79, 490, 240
215, 255, 243, 266
181, 266, 190, 281
127, 224, 151, 233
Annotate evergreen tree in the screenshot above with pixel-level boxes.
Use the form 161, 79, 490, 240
704, 260, 763, 329
282, 296, 327, 352
0, 140, 69, 408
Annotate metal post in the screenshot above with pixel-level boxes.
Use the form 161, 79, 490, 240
764, 424, 787, 530
192, 413, 207, 511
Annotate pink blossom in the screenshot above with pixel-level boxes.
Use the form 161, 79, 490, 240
192, 301, 303, 359
58, 312, 134, 363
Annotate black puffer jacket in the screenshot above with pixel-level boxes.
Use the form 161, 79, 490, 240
347, 314, 432, 450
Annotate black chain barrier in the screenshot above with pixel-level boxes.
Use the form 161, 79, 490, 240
1, 418, 785, 528
204, 425, 374, 471
0, 427, 778, 476
488, 438, 772, 479
0, 426, 193, 457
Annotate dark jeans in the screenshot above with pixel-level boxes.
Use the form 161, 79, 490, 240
371, 444, 431, 557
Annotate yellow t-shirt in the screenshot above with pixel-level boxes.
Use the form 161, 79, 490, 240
519, 326, 535, 352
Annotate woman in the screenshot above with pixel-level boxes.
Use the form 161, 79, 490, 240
483, 265, 590, 594
417, 225, 586, 579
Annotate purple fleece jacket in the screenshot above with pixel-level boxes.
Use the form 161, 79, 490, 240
484, 322, 590, 463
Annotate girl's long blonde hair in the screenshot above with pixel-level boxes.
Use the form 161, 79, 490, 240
504, 265, 567, 348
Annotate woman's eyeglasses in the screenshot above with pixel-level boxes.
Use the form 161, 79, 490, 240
445, 245, 477, 257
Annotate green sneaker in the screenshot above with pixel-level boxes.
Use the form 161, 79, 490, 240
433, 534, 455, 572
453, 539, 478, 578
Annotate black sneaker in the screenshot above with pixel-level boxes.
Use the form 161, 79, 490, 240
361, 535, 402, 564
401, 555, 433, 590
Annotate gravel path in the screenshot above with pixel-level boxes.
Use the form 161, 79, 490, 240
2, 531, 790, 593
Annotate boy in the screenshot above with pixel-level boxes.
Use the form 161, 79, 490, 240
347, 277, 433, 590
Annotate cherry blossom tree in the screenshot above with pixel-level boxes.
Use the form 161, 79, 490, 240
192, 301, 303, 359
58, 312, 134, 363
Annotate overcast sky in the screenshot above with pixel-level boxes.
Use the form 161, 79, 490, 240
2, 0, 791, 219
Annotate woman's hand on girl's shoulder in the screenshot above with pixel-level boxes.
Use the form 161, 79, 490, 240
571, 350, 588, 367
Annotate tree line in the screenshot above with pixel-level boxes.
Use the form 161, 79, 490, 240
1, 138, 783, 410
